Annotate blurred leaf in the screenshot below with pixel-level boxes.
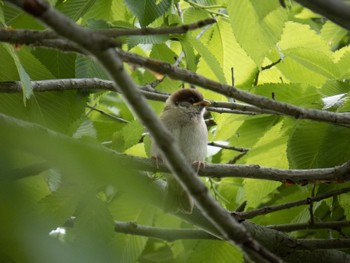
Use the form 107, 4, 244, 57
74, 195, 115, 243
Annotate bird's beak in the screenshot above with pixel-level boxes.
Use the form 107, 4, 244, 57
193, 100, 211, 107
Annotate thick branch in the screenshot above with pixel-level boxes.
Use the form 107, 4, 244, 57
115, 154, 350, 184
0, 79, 276, 115
7, 0, 279, 262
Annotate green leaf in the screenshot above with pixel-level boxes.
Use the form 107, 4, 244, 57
75, 54, 109, 79
58, 0, 97, 21
180, 35, 197, 72
32, 49, 76, 78
110, 196, 155, 263
339, 194, 350, 220
3, 2, 43, 29
232, 115, 280, 149
227, 0, 286, 65
0, 4, 5, 26
74, 195, 115, 242
215, 18, 257, 86
278, 22, 332, 55
190, 35, 226, 84
287, 121, 329, 169
244, 179, 281, 208
38, 185, 81, 228
283, 48, 339, 79
0, 44, 19, 81
187, 240, 243, 263
0, 91, 88, 135
242, 121, 288, 168
253, 83, 321, 108
112, 120, 144, 152
3, 44, 33, 104
83, 0, 129, 22
321, 21, 348, 50
317, 125, 350, 167
123, 0, 172, 27
335, 47, 350, 78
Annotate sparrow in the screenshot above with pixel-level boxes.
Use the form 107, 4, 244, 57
151, 88, 210, 214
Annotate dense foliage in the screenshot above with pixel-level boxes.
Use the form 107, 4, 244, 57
1, 0, 350, 262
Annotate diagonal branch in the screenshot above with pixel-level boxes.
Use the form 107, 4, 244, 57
7, 0, 280, 262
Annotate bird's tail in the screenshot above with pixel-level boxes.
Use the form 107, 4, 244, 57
164, 177, 193, 214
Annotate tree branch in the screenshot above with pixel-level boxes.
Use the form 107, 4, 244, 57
114, 154, 350, 184
0, 18, 216, 40
2, 30, 350, 125
7, 1, 280, 262
0, 79, 278, 116
114, 221, 216, 242
294, 0, 350, 30
116, 50, 350, 126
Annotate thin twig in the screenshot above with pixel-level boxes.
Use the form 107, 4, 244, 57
86, 105, 129, 123
237, 186, 350, 219
208, 142, 250, 152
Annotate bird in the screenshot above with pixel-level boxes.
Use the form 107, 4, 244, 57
151, 88, 210, 214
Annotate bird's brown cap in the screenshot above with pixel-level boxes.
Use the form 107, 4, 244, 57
170, 89, 210, 106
